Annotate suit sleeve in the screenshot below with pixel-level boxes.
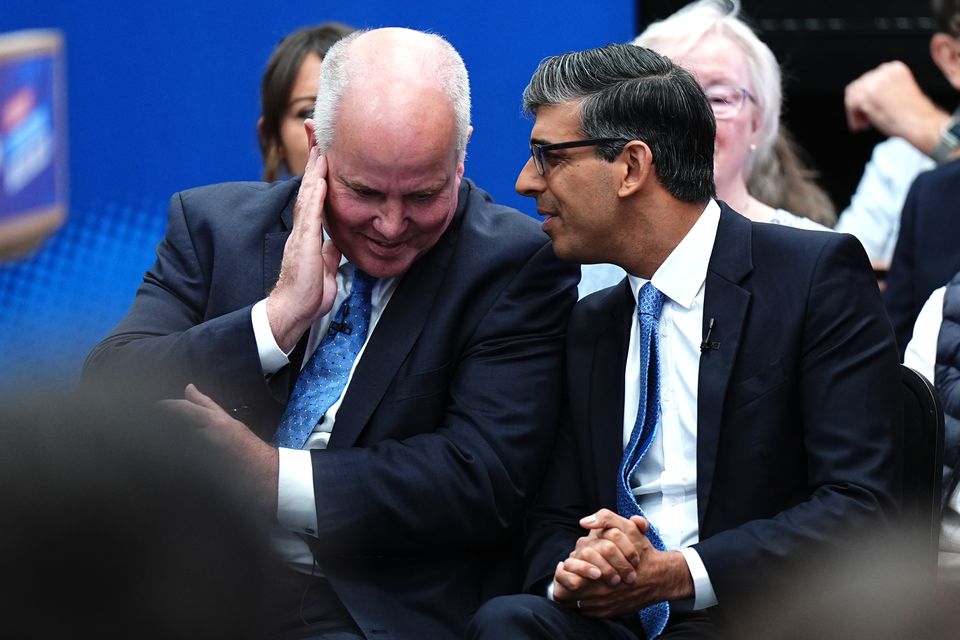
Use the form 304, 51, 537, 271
307, 241, 578, 556
694, 233, 903, 604
519, 410, 592, 593
81, 191, 275, 415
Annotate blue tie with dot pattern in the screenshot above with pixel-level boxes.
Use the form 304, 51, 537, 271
271, 266, 376, 449
616, 281, 670, 638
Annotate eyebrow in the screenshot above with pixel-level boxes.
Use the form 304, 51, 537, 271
287, 96, 316, 108
339, 176, 381, 194
338, 176, 450, 198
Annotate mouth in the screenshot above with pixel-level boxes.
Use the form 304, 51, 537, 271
363, 234, 407, 257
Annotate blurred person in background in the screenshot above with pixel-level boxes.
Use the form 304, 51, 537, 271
0, 390, 277, 639
258, 21, 355, 182
838, 0, 960, 270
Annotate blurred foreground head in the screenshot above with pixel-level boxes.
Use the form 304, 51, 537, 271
0, 390, 279, 639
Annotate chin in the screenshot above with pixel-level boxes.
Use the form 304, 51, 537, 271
352, 253, 416, 280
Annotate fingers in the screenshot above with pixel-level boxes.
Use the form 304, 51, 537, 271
629, 515, 650, 535
553, 561, 616, 599
567, 530, 639, 586
183, 383, 218, 409
321, 237, 343, 273
580, 508, 632, 532
158, 397, 209, 427
294, 150, 327, 234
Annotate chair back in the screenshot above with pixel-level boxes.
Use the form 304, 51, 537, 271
900, 364, 945, 580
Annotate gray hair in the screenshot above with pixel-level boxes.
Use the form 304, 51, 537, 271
312, 28, 472, 163
633, 0, 781, 173
522, 43, 716, 203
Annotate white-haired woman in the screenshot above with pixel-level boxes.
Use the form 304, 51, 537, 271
635, 0, 832, 229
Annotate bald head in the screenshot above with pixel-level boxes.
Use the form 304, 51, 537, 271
312, 28, 472, 162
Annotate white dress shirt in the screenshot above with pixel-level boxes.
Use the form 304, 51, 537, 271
903, 285, 944, 383
251, 259, 399, 573
623, 199, 720, 610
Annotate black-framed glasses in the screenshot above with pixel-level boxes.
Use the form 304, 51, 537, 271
529, 137, 630, 176
704, 84, 754, 120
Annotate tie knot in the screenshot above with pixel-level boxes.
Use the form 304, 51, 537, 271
637, 282, 665, 319
350, 266, 376, 299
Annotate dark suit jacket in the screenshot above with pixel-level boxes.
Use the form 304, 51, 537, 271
83, 178, 579, 638
884, 159, 960, 356
523, 205, 902, 621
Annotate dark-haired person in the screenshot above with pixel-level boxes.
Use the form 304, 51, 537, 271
470, 42, 901, 639
258, 21, 355, 181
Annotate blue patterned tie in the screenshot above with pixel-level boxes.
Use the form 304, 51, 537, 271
271, 266, 376, 449
616, 281, 669, 638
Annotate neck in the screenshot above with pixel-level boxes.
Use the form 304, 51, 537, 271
617, 195, 705, 279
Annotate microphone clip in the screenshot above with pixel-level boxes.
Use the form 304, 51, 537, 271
700, 317, 720, 352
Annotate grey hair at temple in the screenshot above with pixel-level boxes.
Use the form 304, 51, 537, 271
522, 43, 716, 203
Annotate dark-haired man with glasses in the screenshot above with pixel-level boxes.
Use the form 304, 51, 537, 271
470, 42, 902, 639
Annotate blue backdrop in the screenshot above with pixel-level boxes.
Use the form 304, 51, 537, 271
0, 1, 634, 392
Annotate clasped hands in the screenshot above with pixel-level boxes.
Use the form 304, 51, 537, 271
553, 509, 693, 618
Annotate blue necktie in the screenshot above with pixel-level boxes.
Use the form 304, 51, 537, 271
616, 282, 669, 638
272, 266, 376, 449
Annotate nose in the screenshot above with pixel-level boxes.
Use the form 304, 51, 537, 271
372, 197, 407, 239
515, 157, 545, 198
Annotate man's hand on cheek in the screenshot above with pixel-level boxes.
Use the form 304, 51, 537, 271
268, 147, 343, 352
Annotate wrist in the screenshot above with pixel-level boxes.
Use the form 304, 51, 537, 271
266, 294, 311, 353
929, 108, 960, 163
909, 107, 951, 157
661, 550, 695, 601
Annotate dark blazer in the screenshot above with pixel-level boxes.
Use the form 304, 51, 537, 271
523, 205, 902, 618
83, 178, 579, 638
884, 159, 960, 356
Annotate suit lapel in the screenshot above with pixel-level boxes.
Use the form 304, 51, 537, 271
696, 205, 753, 526
590, 280, 634, 508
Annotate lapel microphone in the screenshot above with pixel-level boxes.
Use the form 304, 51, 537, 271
700, 317, 720, 352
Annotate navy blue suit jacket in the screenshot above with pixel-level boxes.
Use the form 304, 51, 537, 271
523, 205, 902, 618
884, 159, 960, 356
84, 178, 578, 638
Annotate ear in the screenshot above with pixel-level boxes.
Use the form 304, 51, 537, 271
304, 118, 317, 149
617, 140, 654, 198
256, 116, 266, 145
931, 33, 960, 90
456, 126, 473, 180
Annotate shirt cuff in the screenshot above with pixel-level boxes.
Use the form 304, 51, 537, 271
252, 298, 290, 376
679, 547, 718, 609
546, 580, 556, 601
277, 447, 319, 537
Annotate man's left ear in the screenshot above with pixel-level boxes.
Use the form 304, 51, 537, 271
618, 140, 652, 197
456, 126, 473, 181
304, 118, 318, 149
